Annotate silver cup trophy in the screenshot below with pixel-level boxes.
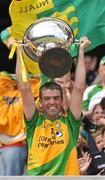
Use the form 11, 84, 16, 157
23, 17, 78, 78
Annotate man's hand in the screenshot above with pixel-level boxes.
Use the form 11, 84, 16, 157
79, 36, 91, 50
7, 37, 18, 49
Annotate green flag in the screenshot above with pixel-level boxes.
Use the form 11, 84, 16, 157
74, 0, 105, 52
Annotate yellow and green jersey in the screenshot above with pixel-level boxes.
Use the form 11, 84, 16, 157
9, 0, 78, 74
24, 110, 81, 175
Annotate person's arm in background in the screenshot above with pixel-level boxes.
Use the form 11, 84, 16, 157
70, 36, 91, 120
55, 72, 74, 113
16, 44, 36, 120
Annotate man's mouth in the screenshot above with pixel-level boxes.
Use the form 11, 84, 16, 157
48, 106, 56, 111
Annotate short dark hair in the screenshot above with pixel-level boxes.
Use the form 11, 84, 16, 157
100, 97, 105, 110
39, 81, 63, 100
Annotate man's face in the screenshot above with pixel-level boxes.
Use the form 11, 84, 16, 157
41, 89, 63, 119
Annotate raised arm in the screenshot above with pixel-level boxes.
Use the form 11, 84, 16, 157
69, 36, 91, 120
16, 45, 36, 120
55, 72, 73, 113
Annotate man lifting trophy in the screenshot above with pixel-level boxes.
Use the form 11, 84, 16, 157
15, 16, 91, 175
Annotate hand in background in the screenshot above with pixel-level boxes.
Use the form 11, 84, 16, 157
78, 152, 92, 175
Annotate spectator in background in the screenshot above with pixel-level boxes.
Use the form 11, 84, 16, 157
82, 56, 105, 117
87, 126, 105, 175
0, 72, 27, 175
91, 103, 105, 128
74, 54, 98, 87
87, 97, 105, 133
84, 55, 98, 86
77, 122, 105, 175
92, 127, 104, 152
81, 97, 105, 175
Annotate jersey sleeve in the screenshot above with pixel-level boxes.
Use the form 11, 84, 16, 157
24, 109, 38, 138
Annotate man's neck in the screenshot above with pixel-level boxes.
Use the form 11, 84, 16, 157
44, 113, 59, 120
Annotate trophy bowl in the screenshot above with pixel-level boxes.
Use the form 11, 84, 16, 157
23, 17, 74, 78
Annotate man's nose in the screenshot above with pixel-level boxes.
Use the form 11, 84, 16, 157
49, 98, 55, 103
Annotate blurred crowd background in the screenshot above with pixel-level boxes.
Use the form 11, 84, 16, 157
1, 0, 105, 176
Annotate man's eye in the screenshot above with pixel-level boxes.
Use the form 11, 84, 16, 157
54, 96, 60, 100
44, 97, 50, 101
